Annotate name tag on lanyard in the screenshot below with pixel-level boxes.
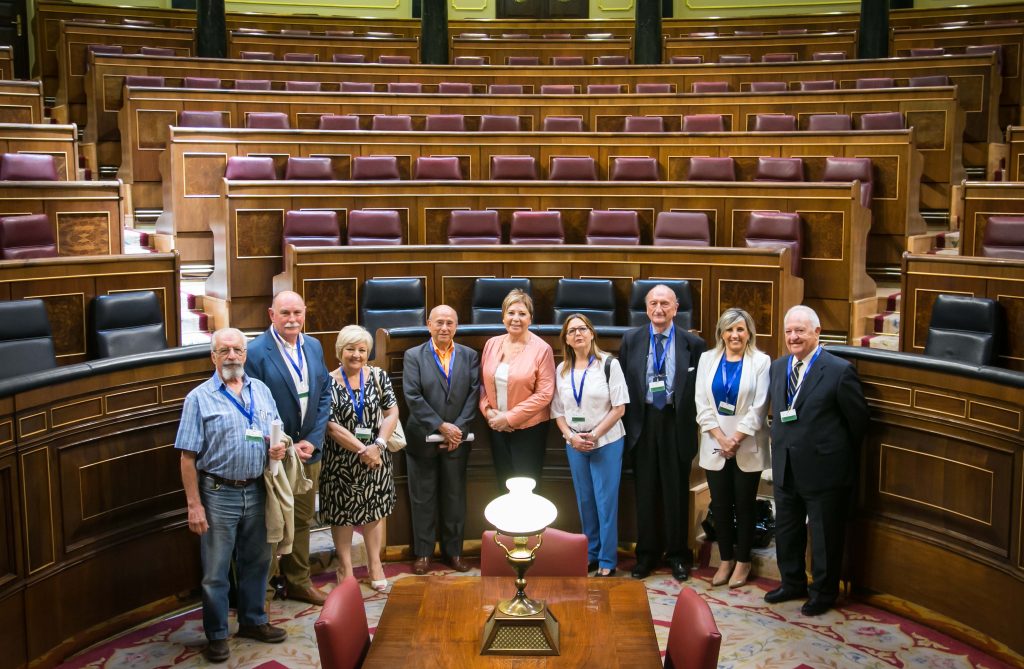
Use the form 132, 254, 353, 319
245, 427, 264, 445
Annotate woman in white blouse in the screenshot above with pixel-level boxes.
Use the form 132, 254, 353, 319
552, 314, 629, 577
695, 307, 772, 588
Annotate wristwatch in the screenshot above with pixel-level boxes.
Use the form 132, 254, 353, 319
373, 437, 386, 449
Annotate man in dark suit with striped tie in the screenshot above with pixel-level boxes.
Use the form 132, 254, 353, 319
765, 305, 869, 616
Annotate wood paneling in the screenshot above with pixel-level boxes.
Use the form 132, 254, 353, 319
227, 31, 420, 64
0, 123, 79, 181
0, 181, 125, 257
0, 80, 44, 126
664, 31, 857, 64
449, 36, 631, 65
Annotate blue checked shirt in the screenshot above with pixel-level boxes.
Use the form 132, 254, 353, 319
175, 372, 282, 480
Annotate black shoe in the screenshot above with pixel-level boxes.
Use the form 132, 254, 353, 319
203, 639, 230, 663
587, 560, 599, 573
631, 560, 654, 579
237, 623, 287, 644
801, 598, 834, 616
764, 586, 808, 604
668, 559, 690, 582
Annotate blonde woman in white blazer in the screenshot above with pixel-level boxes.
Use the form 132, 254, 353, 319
695, 307, 771, 589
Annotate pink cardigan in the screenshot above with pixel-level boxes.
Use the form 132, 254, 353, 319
478, 332, 556, 430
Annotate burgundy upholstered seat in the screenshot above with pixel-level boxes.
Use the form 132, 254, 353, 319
447, 210, 502, 245
125, 75, 164, 87
670, 56, 703, 64
653, 211, 711, 247
224, 156, 276, 180
587, 84, 624, 94
285, 81, 320, 91
340, 81, 374, 92
347, 209, 403, 245
283, 210, 341, 248
755, 157, 804, 181
823, 156, 873, 208
454, 56, 486, 65
184, 76, 220, 88
350, 156, 401, 180
812, 51, 846, 60
479, 115, 521, 131
490, 155, 537, 180
424, 114, 466, 131
0, 153, 59, 181
800, 79, 836, 91
857, 112, 905, 130
762, 53, 797, 62
540, 84, 575, 94
752, 114, 797, 131
692, 81, 730, 93
635, 83, 673, 93
909, 75, 951, 87
246, 112, 290, 129
596, 55, 629, 65
0, 214, 57, 259
178, 111, 227, 128
488, 84, 524, 94
507, 56, 540, 65
856, 77, 895, 89
509, 211, 565, 245
542, 116, 584, 131
718, 54, 751, 63
371, 115, 413, 131
139, 46, 175, 56
610, 157, 659, 181
623, 115, 664, 132
549, 156, 597, 181
414, 156, 463, 180
682, 114, 726, 132
749, 81, 788, 92
235, 79, 271, 90
551, 56, 585, 65
806, 114, 853, 131
314, 576, 370, 669
910, 47, 946, 56
982, 216, 1024, 259
387, 82, 422, 93
332, 54, 366, 63
319, 114, 360, 130
283, 52, 317, 62
586, 210, 641, 245
378, 55, 411, 64
664, 588, 722, 669
285, 157, 332, 180
240, 51, 274, 60
687, 156, 735, 181
437, 82, 473, 94
745, 211, 804, 276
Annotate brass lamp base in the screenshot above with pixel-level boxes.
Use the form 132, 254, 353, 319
481, 605, 559, 656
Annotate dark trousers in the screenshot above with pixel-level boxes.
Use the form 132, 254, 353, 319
405, 449, 469, 559
774, 459, 849, 603
705, 459, 762, 562
632, 405, 692, 565
490, 422, 549, 491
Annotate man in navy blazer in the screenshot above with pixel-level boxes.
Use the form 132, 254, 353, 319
619, 284, 706, 581
403, 305, 480, 575
765, 305, 868, 616
244, 291, 332, 605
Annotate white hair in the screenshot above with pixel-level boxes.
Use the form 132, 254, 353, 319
211, 327, 247, 353
784, 305, 821, 329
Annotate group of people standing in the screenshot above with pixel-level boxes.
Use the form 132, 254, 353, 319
174, 285, 868, 662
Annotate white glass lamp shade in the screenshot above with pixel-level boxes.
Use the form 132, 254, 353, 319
484, 477, 558, 536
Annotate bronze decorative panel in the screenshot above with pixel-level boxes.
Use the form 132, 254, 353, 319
55, 212, 111, 256
236, 210, 283, 258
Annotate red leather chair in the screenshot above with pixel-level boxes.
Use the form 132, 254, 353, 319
623, 116, 665, 133
540, 84, 575, 95
283, 211, 341, 248
682, 114, 726, 132
653, 211, 711, 247
490, 155, 537, 180
909, 75, 950, 87
314, 576, 370, 669
855, 77, 895, 89
549, 156, 597, 181
664, 588, 722, 669
341, 81, 374, 92
749, 81, 788, 93
755, 157, 804, 182
857, 112, 905, 130
596, 55, 628, 65
424, 114, 466, 131
285, 157, 333, 180
543, 116, 584, 132
285, 80, 320, 92
800, 79, 836, 91
812, 51, 846, 60
139, 46, 175, 56
981, 216, 1024, 259
687, 157, 735, 181
910, 47, 946, 56
347, 210, 404, 245
610, 157, 659, 181
551, 56, 585, 65
284, 52, 317, 62
806, 114, 852, 131
184, 76, 220, 88
438, 82, 473, 95
0, 153, 59, 181
448, 210, 501, 245
387, 82, 422, 93
762, 53, 796, 62
378, 55, 411, 64
587, 84, 623, 94
0, 214, 57, 259
745, 211, 803, 276
125, 75, 164, 87
225, 156, 277, 180
692, 81, 729, 93
509, 211, 565, 245
636, 83, 673, 93
350, 156, 401, 180
235, 79, 271, 91
480, 528, 588, 577
670, 56, 702, 64
414, 156, 463, 180
586, 210, 640, 245
332, 54, 366, 63
319, 114, 360, 130
479, 115, 521, 131
823, 156, 873, 209
718, 54, 750, 64
371, 115, 413, 131
752, 114, 796, 131
507, 56, 540, 65
246, 112, 290, 129
454, 56, 486, 65
488, 84, 524, 94
240, 51, 274, 60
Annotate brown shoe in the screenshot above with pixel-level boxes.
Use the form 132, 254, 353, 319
236, 623, 287, 644
445, 555, 471, 573
286, 583, 327, 606
412, 556, 430, 575
203, 639, 230, 662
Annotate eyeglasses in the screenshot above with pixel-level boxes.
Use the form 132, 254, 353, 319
566, 326, 590, 335
214, 347, 246, 357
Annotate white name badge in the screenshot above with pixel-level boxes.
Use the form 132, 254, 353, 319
649, 379, 666, 395
718, 401, 736, 416
780, 409, 798, 423
355, 426, 372, 442
570, 414, 587, 426
245, 428, 264, 446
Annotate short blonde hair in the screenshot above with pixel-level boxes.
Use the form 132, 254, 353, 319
502, 289, 534, 318
335, 324, 373, 360
713, 307, 760, 356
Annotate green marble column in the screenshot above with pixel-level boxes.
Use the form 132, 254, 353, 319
636, 0, 662, 64
858, 0, 890, 59
196, 0, 226, 59
421, 0, 448, 64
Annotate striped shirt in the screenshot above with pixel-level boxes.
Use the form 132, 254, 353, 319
174, 371, 281, 480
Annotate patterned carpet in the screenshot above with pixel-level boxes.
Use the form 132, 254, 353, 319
60, 559, 1014, 669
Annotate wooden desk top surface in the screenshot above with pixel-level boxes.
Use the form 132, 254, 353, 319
364, 576, 662, 668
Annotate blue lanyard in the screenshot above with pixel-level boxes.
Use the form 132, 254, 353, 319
787, 346, 823, 406
342, 367, 366, 425
718, 356, 743, 403
219, 383, 255, 427
431, 342, 455, 392
649, 325, 673, 375
271, 328, 304, 382
570, 355, 595, 408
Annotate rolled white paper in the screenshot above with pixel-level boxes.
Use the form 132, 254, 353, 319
270, 419, 283, 476
426, 432, 475, 443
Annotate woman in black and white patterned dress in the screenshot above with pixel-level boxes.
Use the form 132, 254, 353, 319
320, 325, 399, 591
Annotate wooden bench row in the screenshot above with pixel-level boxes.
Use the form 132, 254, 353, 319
210, 179, 872, 339
0, 80, 46, 125
0, 123, 78, 180
953, 180, 1024, 259
156, 125, 923, 268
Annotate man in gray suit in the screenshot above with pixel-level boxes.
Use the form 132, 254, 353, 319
403, 305, 480, 574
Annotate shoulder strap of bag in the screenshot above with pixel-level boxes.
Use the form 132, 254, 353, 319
604, 355, 614, 383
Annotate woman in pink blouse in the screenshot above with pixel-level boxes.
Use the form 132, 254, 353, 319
479, 289, 557, 489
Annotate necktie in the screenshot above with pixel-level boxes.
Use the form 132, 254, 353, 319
653, 333, 667, 409
787, 360, 803, 406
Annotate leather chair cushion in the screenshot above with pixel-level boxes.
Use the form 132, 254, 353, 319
629, 279, 694, 328
414, 156, 463, 180
687, 156, 735, 181
314, 576, 370, 669
437, 82, 473, 94
510, 211, 564, 244
184, 77, 220, 88
224, 156, 276, 180
235, 79, 271, 90
858, 112, 905, 130
351, 156, 401, 180
319, 115, 359, 130
285, 81, 320, 92
664, 588, 722, 669
471, 278, 531, 324
0, 299, 57, 378
179, 111, 227, 128
490, 155, 537, 180
543, 116, 584, 132
479, 115, 521, 131
388, 82, 422, 93
807, 114, 853, 131
285, 157, 333, 180
623, 116, 665, 132
0, 153, 59, 181
549, 156, 597, 181
752, 114, 796, 131
692, 81, 729, 93
246, 112, 289, 129
924, 294, 1000, 365
348, 210, 403, 245
340, 82, 374, 92
92, 291, 167, 358
586, 210, 640, 245
756, 157, 804, 182
682, 114, 726, 132
0, 214, 57, 259
371, 115, 413, 131
610, 157, 659, 181
653, 211, 711, 248
982, 216, 1024, 258
332, 54, 366, 63
448, 210, 501, 244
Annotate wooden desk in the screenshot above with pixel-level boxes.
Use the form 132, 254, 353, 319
663, 30, 857, 64
365, 577, 661, 668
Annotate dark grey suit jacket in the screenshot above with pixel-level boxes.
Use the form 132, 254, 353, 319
402, 340, 480, 459
768, 348, 869, 493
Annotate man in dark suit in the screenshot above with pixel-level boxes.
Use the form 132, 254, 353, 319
765, 305, 869, 616
403, 305, 481, 575
244, 291, 332, 605
619, 284, 706, 581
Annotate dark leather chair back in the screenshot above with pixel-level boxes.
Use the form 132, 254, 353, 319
378, 55, 411, 64
0, 299, 57, 378
285, 157, 333, 180
488, 84, 523, 94
653, 212, 711, 248
858, 112, 905, 130
687, 156, 735, 181
744, 211, 804, 277
0, 153, 59, 181
587, 84, 623, 94
750, 81, 788, 92
982, 216, 1024, 259
635, 83, 672, 93
246, 112, 289, 129
285, 80, 320, 92
718, 54, 750, 63
856, 77, 895, 89
184, 77, 220, 89
510, 211, 564, 245
629, 279, 693, 328
910, 47, 945, 56
341, 81, 373, 91
752, 114, 796, 131
692, 81, 730, 93
586, 210, 640, 245
240, 51, 273, 60
387, 82, 422, 94
813, 51, 846, 60
179, 111, 227, 128
347, 210, 403, 246
471, 278, 531, 324
507, 56, 540, 65
552, 56, 585, 66
139, 47, 175, 56
283, 52, 317, 62
623, 116, 664, 133
0, 214, 57, 259
361, 278, 426, 353
91, 291, 167, 359
490, 155, 537, 180
333, 54, 366, 63
823, 157, 873, 208
549, 156, 598, 181
924, 294, 1000, 365
283, 210, 341, 248
454, 56, 486, 65
314, 576, 370, 669
479, 115, 521, 131
414, 156, 463, 180
596, 55, 628, 65
543, 116, 584, 132
448, 210, 501, 245
682, 114, 726, 132
800, 79, 837, 91
437, 82, 473, 94
425, 114, 466, 131
552, 278, 616, 325
806, 114, 853, 131
755, 157, 803, 182
664, 588, 722, 669
235, 79, 271, 91
319, 114, 360, 130
225, 156, 276, 180
351, 156, 401, 180
909, 75, 950, 87
610, 157, 659, 181
670, 56, 702, 64
125, 75, 164, 87
762, 53, 796, 62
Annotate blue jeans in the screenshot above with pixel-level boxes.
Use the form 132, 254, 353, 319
565, 437, 624, 569
199, 475, 271, 640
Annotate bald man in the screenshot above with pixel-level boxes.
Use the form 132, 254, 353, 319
245, 291, 332, 605
403, 305, 480, 574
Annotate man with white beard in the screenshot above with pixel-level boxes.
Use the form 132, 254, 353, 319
176, 328, 289, 663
